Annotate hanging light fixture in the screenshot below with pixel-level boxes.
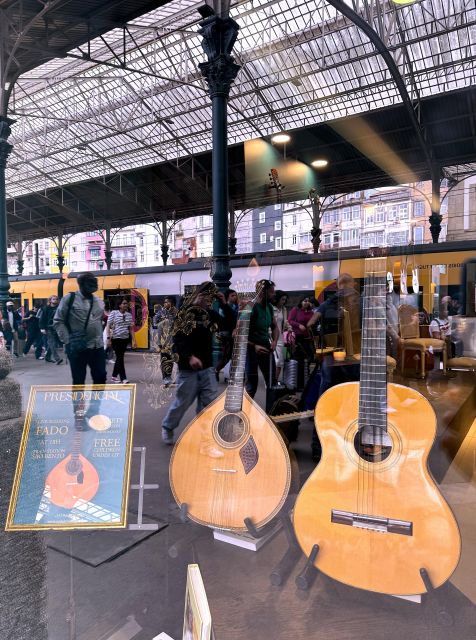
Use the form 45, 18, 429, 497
271, 133, 291, 144
311, 159, 328, 168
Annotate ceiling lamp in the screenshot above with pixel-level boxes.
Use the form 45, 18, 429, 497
311, 159, 328, 168
271, 133, 291, 144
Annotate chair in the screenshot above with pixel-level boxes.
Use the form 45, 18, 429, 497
398, 304, 446, 379
446, 357, 476, 372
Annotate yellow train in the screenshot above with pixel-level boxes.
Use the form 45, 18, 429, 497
8, 241, 476, 349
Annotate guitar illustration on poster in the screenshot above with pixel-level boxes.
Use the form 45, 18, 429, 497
45, 402, 100, 509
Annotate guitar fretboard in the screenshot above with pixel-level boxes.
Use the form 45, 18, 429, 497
358, 258, 388, 439
224, 310, 251, 413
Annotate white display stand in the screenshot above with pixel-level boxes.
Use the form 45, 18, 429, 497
213, 520, 282, 551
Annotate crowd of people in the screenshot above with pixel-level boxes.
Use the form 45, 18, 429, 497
0, 271, 463, 453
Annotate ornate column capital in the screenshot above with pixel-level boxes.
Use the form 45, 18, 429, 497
429, 212, 442, 243
210, 255, 232, 291
198, 15, 240, 98
0, 116, 14, 168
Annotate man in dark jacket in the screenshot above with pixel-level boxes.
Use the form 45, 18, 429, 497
39, 295, 62, 364
53, 272, 106, 385
22, 305, 44, 359
161, 281, 233, 444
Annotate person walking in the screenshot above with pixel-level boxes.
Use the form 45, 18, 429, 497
161, 282, 234, 444
39, 295, 63, 364
272, 290, 289, 382
214, 288, 239, 380
53, 272, 107, 385
245, 279, 279, 399
107, 299, 136, 383
287, 296, 315, 389
22, 304, 44, 359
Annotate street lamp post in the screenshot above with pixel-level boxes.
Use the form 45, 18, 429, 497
309, 189, 322, 253
198, 3, 240, 290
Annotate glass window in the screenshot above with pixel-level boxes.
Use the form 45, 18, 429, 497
352, 206, 361, 220
140, 252, 144, 262
414, 201, 425, 217
342, 207, 351, 222
375, 206, 385, 223
365, 210, 374, 225
398, 203, 409, 219
275, 237, 282, 249
274, 221, 282, 231
154, 235, 159, 245
413, 226, 424, 244
259, 211, 266, 223
292, 234, 297, 245
154, 250, 159, 260
292, 214, 297, 226
260, 233, 266, 244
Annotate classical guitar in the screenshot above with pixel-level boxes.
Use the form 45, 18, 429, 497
170, 291, 291, 531
45, 403, 100, 509
293, 257, 460, 595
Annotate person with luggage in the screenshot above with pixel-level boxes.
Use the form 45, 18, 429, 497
287, 296, 315, 389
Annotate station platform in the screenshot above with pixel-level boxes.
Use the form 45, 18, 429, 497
8, 352, 476, 640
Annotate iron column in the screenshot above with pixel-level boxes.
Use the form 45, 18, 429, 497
198, 8, 240, 290
429, 166, 442, 243
0, 116, 13, 314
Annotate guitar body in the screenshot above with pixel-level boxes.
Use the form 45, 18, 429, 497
170, 390, 291, 531
293, 381, 461, 595
46, 454, 100, 509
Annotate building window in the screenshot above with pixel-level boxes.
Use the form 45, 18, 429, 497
275, 237, 282, 249
198, 216, 203, 228
259, 211, 266, 223
342, 207, 351, 222
440, 200, 448, 215
260, 233, 267, 244
387, 231, 409, 246
440, 224, 447, 241
375, 206, 385, 223
154, 250, 159, 260
292, 214, 297, 226
341, 228, 360, 247
361, 231, 385, 248
413, 201, 425, 217
154, 235, 159, 245
139, 236, 144, 246
140, 252, 144, 262
413, 226, 424, 244
352, 205, 361, 220
274, 220, 282, 231
323, 234, 331, 246
398, 203, 409, 219
365, 210, 374, 225
387, 206, 397, 222
292, 234, 297, 245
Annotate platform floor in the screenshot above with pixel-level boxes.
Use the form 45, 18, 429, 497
9, 353, 476, 640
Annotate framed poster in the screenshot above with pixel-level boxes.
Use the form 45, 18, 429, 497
6, 384, 136, 531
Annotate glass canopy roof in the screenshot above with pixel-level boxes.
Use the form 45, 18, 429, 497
6, 0, 476, 199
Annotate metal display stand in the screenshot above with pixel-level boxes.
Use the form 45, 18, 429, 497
128, 446, 159, 531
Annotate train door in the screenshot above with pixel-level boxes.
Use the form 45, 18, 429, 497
103, 288, 149, 349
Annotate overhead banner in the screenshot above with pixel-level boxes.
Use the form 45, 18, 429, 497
6, 385, 136, 531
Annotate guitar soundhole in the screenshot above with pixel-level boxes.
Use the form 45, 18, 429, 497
354, 430, 392, 463
216, 414, 246, 444
66, 459, 82, 475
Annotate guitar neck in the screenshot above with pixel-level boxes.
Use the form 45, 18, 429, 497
71, 409, 85, 461
224, 309, 251, 413
359, 258, 388, 437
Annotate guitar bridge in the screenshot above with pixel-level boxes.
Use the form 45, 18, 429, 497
331, 509, 413, 536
